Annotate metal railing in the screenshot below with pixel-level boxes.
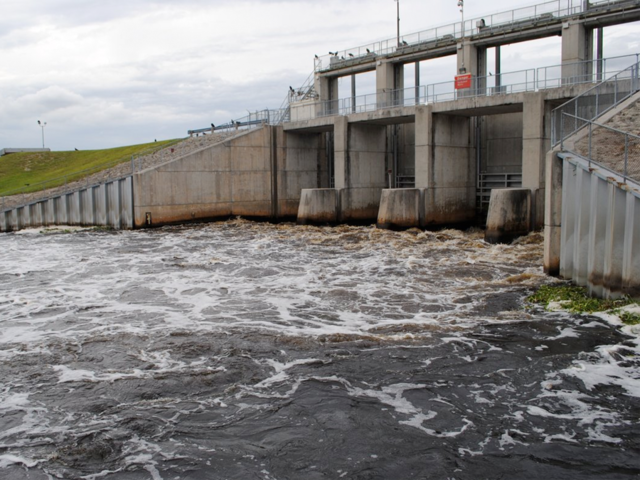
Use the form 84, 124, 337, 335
188, 109, 286, 136
552, 58, 640, 146
315, 0, 636, 71
559, 113, 640, 183
289, 55, 638, 122
477, 172, 523, 208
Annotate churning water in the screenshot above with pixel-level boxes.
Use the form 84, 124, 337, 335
0, 220, 638, 479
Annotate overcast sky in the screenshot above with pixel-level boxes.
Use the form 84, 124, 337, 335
1, 0, 638, 151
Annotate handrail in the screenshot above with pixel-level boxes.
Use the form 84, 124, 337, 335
288, 55, 638, 122
314, 0, 637, 72
552, 58, 640, 146
559, 112, 640, 183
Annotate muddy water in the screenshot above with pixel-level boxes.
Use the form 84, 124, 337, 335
0, 220, 638, 479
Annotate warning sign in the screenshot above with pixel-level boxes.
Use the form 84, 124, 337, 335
455, 73, 472, 89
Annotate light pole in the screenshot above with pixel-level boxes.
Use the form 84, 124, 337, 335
37, 120, 47, 148
458, 0, 465, 73
395, 0, 400, 48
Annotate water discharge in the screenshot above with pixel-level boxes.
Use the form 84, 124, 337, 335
0, 220, 638, 479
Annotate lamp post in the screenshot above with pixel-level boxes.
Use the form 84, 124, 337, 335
395, 0, 400, 48
458, 0, 465, 73
37, 120, 47, 148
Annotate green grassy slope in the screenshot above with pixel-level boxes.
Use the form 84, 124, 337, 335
0, 140, 180, 196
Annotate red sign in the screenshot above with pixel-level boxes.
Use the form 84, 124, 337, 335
455, 73, 472, 89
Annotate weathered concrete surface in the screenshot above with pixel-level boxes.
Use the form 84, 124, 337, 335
485, 188, 532, 244
0, 177, 133, 232
297, 189, 340, 225
557, 153, 640, 299
133, 126, 323, 227
377, 189, 422, 229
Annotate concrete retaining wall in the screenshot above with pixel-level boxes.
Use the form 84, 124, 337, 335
0, 177, 133, 232
133, 126, 324, 227
559, 155, 640, 299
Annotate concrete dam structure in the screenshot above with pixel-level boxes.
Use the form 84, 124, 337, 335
2, 0, 640, 299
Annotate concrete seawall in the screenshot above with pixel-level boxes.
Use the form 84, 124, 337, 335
0, 177, 133, 232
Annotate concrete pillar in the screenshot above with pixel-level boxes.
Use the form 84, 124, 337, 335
338, 123, 387, 222
415, 105, 433, 189
315, 75, 339, 115
571, 167, 592, 286
561, 21, 593, 82
333, 116, 349, 189
377, 189, 422, 229
457, 42, 480, 76
559, 161, 577, 279
522, 92, 548, 228
485, 188, 532, 243
423, 113, 476, 226
376, 61, 404, 108
543, 150, 563, 276
297, 189, 340, 225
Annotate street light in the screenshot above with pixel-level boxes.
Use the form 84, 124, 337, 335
395, 0, 400, 48
37, 120, 47, 148
458, 0, 466, 73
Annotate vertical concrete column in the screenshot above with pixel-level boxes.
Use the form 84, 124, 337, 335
315, 75, 339, 115
561, 21, 593, 81
423, 113, 476, 226
415, 105, 433, 189
340, 123, 387, 222
543, 150, 563, 276
333, 116, 349, 189
457, 42, 479, 76
376, 61, 404, 108
522, 92, 548, 228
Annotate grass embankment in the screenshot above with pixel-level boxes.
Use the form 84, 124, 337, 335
0, 139, 179, 196
528, 284, 640, 326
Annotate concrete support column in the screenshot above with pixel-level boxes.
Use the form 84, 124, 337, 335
543, 150, 563, 276
561, 21, 593, 82
622, 191, 640, 298
376, 61, 404, 108
603, 183, 627, 297
522, 92, 548, 228
315, 75, 339, 115
333, 116, 349, 189
415, 105, 433, 189
457, 42, 479, 76
424, 113, 476, 226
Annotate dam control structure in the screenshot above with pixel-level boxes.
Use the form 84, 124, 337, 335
2, 0, 640, 298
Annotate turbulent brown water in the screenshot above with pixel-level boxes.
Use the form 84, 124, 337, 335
0, 220, 638, 479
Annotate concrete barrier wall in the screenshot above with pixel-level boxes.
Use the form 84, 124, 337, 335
559, 156, 640, 299
0, 177, 133, 232
133, 126, 323, 227
276, 130, 329, 217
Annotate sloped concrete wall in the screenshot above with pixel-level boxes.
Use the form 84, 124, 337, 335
0, 177, 133, 232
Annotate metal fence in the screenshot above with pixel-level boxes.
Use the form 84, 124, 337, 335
552, 59, 640, 146
561, 113, 640, 183
188, 109, 285, 137
314, 0, 633, 71
289, 55, 638, 121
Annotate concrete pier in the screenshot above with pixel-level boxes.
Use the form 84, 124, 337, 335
297, 189, 339, 224
376, 189, 422, 229
484, 188, 532, 244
